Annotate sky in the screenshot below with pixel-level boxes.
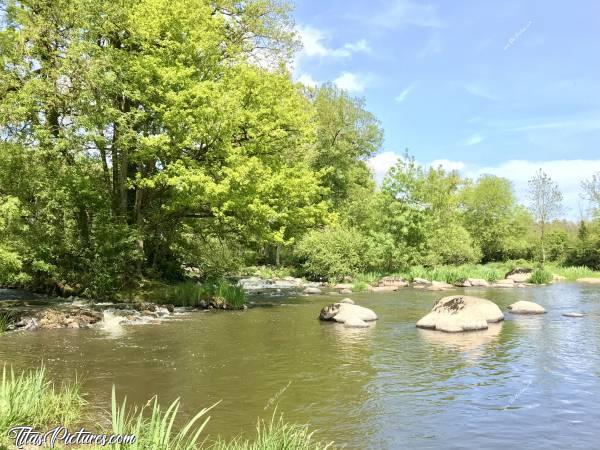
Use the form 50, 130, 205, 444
291, 0, 600, 219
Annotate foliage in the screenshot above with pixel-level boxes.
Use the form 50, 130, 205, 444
295, 227, 373, 281
527, 169, 563, 263
0, 311, 14, 335
529, 267, 553, 284
0, 366, 84, 440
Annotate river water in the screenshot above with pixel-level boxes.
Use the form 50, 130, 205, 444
1, 284, 600, 449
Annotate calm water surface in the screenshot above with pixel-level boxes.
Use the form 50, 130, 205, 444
2, 284, 600, 449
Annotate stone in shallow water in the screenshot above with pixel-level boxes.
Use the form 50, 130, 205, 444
508, 301, 546, 314
303, 287, 322, 295
344, 317, 370, 328
562, 312, 586, 318
416, 296, 504, 333
339, 298, 355, 305
319, 303, 377, 323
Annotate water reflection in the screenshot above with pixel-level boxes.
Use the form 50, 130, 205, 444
1, 284, 600, 449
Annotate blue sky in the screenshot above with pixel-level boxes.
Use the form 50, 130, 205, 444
292, 0, 600, 219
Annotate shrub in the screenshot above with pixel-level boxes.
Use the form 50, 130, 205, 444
529, 267, 553, 284
295, 227, 372, 281
160, 279, 246, 309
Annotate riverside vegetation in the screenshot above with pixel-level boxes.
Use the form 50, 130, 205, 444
1, 0, 600, 302
0, 367, 331, 450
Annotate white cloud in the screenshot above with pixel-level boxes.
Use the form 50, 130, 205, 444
370, 0, 441, 29
368, 151, 402, 184
395, 83, 415, 103
296, 26, 370, 60
463, 133, 485, 146
296, 73, 320, 88
334, 72, 367, 93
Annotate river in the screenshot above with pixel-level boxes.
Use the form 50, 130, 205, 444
1, 283, 600, 449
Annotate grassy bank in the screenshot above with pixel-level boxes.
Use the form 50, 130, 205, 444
0, 367, 331, 450
345, 262, 600, 291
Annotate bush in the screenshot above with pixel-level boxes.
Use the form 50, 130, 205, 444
529, 267, 553, 284
295, 227, 372, 281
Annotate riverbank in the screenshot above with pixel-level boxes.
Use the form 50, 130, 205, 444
0, 367, 332, 450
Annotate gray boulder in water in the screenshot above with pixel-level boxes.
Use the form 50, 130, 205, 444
303, 287, 322, 295
416, 295, 504, 333
508, 301, 546, 314
319, 303, 378, 324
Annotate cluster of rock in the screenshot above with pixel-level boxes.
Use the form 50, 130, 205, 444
238, 276, 324, 295
318, 298, 378, 328
8, 302, 175, 332
415, 293, 587, 333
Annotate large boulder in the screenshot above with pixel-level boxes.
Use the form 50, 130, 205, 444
344, 317, 370, 328
319, 303, 377, 324
505, 268, 532, 283
508, 301, 546, 314
416, 295, 504, 333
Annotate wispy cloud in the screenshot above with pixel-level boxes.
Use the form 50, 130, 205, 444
513, 117, 600, 133
334, 72, 368, 93
395, 83, 416, 103
464, 83, 501, 101
463, 133, 485, 146
370, 0, 442, 29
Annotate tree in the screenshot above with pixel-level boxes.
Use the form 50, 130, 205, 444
527, 169, 563, 263
582, 172, 600, 217
461, 175, 517, 261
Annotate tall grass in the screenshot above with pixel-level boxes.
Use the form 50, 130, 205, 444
0, 311, 13, 334
405, 265, 503, 284
160, 279, 246, 309
110, 387, 218, 450
211, 412, 333, 450
545, 264, 600, 281
529, 267, 553, 284
0, 366, 84, 435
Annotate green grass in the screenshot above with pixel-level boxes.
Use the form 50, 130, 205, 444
210, 411, 333, 450
0, 368, 332, 450
529, 267, 553, 284
0, 311, 14, 335
160, 279, 246, 309
0, 366, 85, 441
403, 265, 505, 284
545, 264, 600, 281
110, 387, 217, 450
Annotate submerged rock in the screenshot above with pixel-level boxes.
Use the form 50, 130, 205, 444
493, 279, 515, 288
339, 298, 355, 305
508, 301, 546, 314
468, 278, 490, 287
304, 287, 322, 295
416, 295, 504, 333
319, 303, 377, 324
340, 288, 353, 295
368, 285, 398, 292
563, 312, 586, 318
